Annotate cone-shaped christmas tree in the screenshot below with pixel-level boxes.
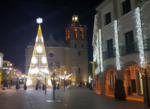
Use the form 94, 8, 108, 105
27, 18, 51, 87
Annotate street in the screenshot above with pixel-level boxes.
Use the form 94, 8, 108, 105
0, 86, 148, 109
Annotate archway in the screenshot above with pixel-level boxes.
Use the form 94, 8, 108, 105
105, 68, 117, 96
123, 65, 144, 96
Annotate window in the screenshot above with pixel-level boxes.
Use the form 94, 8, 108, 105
49, 53, 54, 57
78, 52, 81, 56
107, 39, 113, 57
107, 39, 113, 50
80, 30, 83, 38
74, 29, 77, 38
122, 0, 131, 15
68, 30, 70, 38
82, 44, 83, 48
105, 12, 111, 25
50, 63, 53, 66
75, 44, 76, 47
125, 31, 134, 53
78, 67, 81, 73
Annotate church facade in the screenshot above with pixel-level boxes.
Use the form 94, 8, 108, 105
25, 15, 88, 85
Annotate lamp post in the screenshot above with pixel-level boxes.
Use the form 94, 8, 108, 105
53, 69, 56, 100
64, 71, 66, 91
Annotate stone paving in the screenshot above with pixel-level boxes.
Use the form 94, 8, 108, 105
0, 86, 149, 109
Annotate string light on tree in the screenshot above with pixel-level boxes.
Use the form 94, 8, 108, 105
41, 37, 44, 42
31, 56, 38, 64
36, 45, 43, 53
41, 57, 47, 64
36, 37, 38, 42
27, 18, 50, 87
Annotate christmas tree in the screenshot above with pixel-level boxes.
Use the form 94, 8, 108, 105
26, 18, 51, 87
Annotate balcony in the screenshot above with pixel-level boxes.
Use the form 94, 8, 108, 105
102, 38, 150, 60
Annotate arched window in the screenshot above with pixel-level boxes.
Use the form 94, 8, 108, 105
80, 30, 83, 38
78, 67, 81, 73
49, 53, 54, 57
74, 29, 77, 38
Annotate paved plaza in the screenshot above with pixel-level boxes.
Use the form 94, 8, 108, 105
0, 86, 149, 109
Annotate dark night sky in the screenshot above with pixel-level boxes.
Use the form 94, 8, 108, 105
0, 0, 103, 72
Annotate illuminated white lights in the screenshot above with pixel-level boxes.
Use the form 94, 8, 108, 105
48, 79, 52, 86
75, 17, 78, 20
30, 67, 39, 75
36, 45, 43, 53
88, 75, 93, 83
31, 56, 38, 64
41, 37, 44, 42
40, 68, 49, 74
59, 73, 72, 80
99, 29, 103, 72
36, 37, 38, 42
26, 80, 32, 86
37, 18, 43, 24
114, 20, 121, 70
135, 7, 145, 68
37, 77, 43, 80
41, 57, 47, 64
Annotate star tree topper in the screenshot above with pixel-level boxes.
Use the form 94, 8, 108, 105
37, 18, 43, 24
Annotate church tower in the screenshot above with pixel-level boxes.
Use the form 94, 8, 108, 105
65, 15, 88, 85
65, 15, 88, 48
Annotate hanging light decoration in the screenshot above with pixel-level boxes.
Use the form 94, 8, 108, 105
99, 29, 103, 72
59, 73, 72, 80
135, 7, 145, 68
41, 56, 47, 64
40, 68, 49, 74
26, 79, 32, 86
48, 79, 52, 86
30, 67, 39, 75
31, 56, 38, 64
114, 20, 121, 70
36, 45, 43, 53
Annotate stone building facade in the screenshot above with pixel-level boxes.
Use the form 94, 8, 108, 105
25, 15, 88, 85
92, 0, 150, 103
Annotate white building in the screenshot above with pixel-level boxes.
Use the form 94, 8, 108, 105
25, 15, 88, 85
92, 0, 150, 103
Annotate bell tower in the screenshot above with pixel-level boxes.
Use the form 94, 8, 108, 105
65, 15, 88, 84
65, 15, 88, 48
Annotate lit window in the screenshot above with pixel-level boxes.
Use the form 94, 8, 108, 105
68, 30, 70, 38
80, 30, 83, 38
74, 29, 77, 38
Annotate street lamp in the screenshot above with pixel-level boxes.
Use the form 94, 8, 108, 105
64, 71, 66, 91
59, 72, 72, 91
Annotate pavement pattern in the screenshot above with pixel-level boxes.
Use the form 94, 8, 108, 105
0, 86, 149, 109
